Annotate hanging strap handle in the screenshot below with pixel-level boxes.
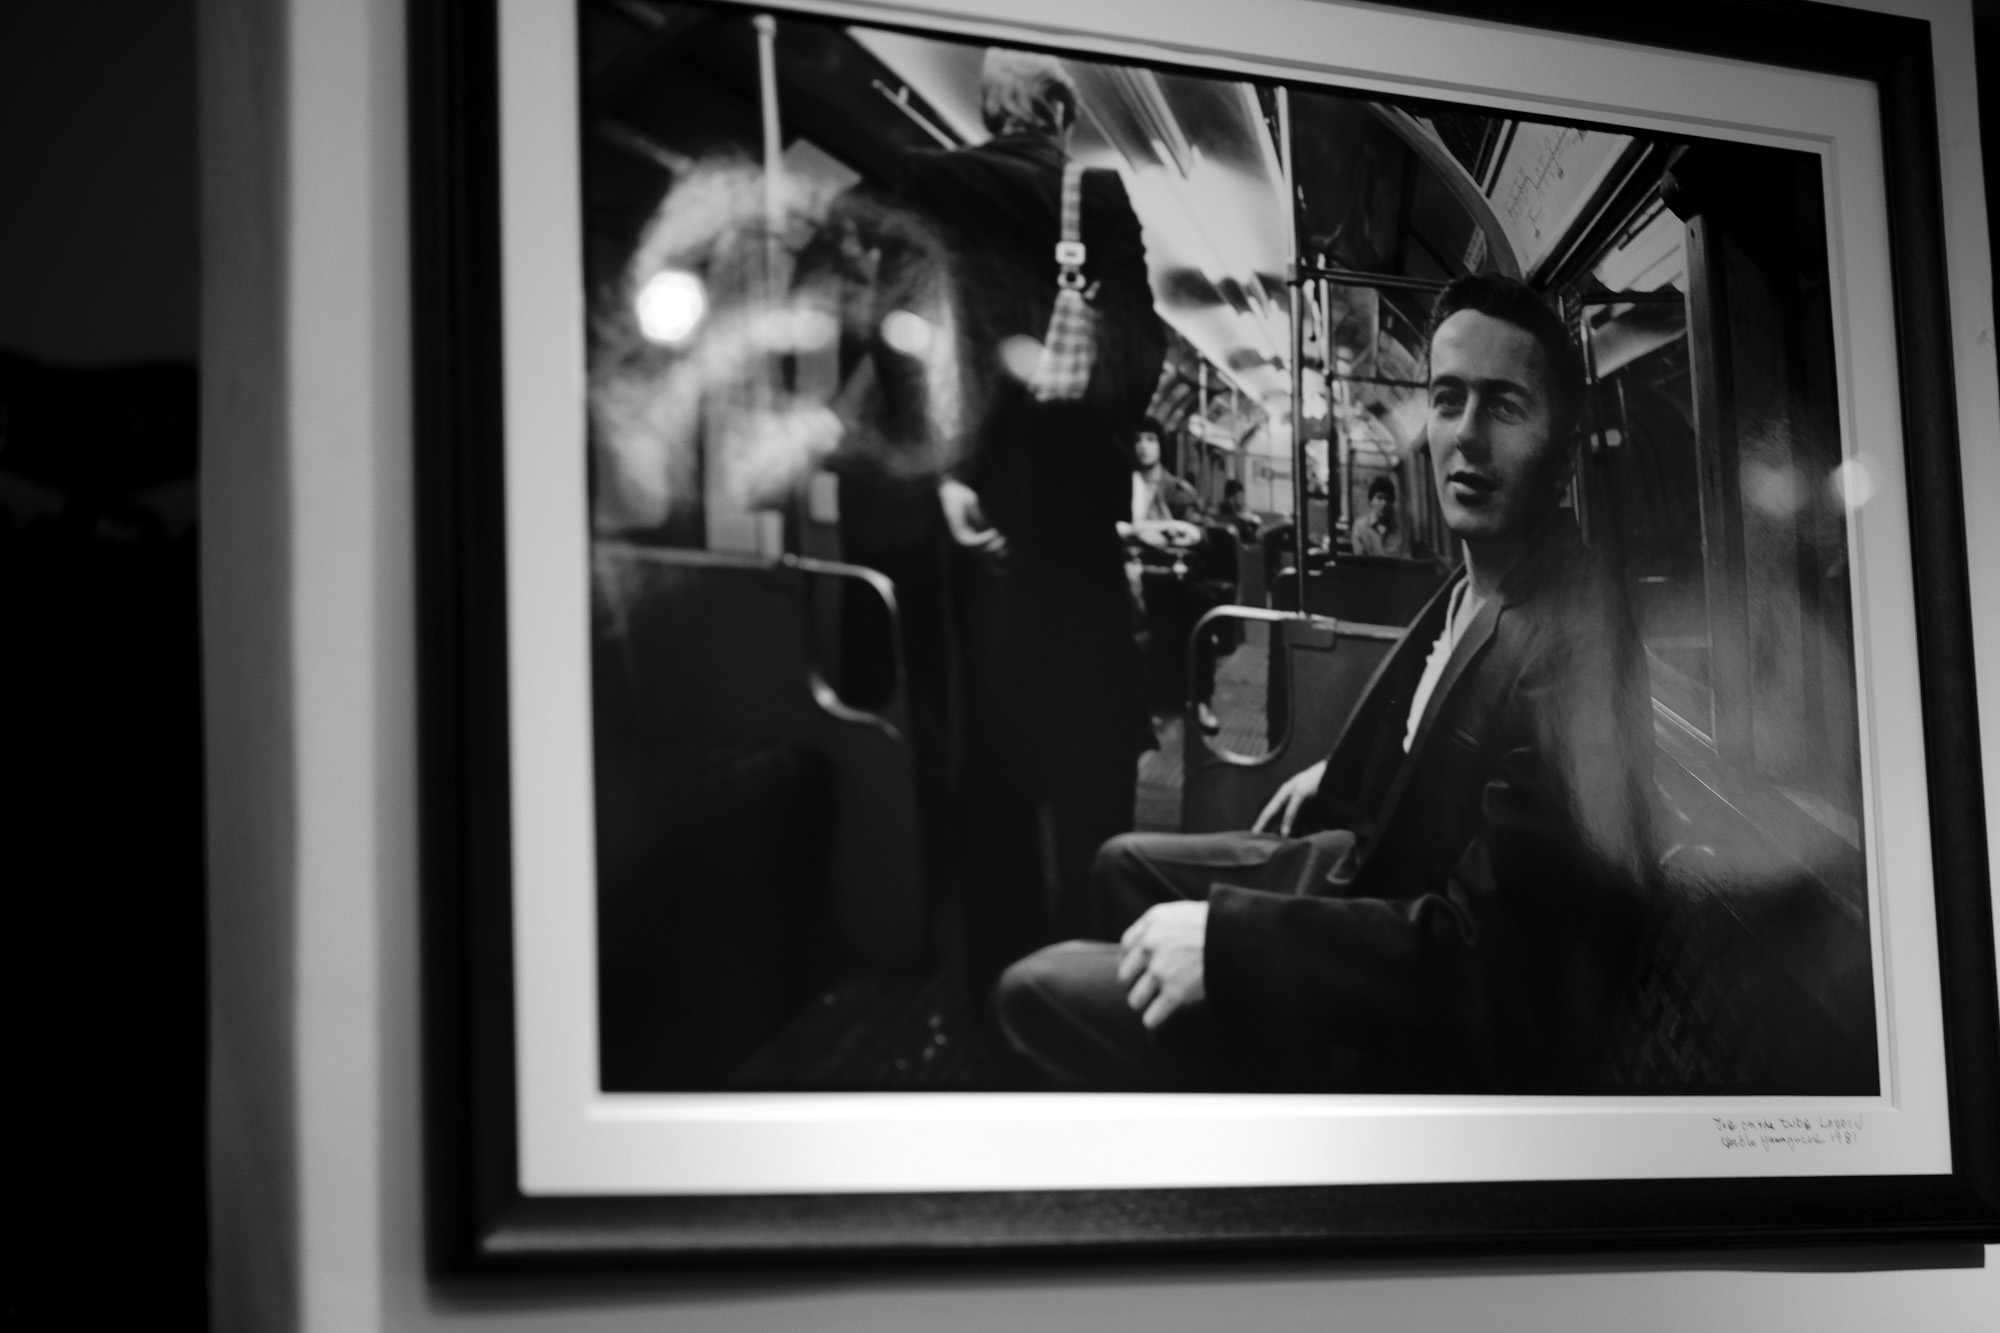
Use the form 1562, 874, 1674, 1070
1054, 162, 1087, 290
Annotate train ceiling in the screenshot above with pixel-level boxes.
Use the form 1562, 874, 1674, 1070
584, 1, 1688, 460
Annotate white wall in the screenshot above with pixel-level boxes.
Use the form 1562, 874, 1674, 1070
200, 0, 2000, 1328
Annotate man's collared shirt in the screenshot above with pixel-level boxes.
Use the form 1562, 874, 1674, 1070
1402, 576, 1485, 752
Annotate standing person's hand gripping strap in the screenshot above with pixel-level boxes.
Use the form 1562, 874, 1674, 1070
1029, 162, 1099, 402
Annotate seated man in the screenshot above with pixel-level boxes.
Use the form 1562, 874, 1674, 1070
997, 276, 1658, 1093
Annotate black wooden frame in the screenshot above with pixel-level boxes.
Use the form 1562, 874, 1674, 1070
412, 0, 2000, 1268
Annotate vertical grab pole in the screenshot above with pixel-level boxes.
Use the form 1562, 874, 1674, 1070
1229, 384, 1241, 485
1198, 361, 1210, 502
753, 14, 787, 556
1277, 86, 1308, 616
754, 14, 784, 303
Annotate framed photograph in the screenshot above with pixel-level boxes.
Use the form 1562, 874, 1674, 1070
413, 0, 2000, 1263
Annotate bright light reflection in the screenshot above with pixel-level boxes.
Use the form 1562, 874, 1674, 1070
753, 307, 838, 353
635, 270, 707, 345
1832, 459, 1875, 509
880, 309, 934, 358
1743, 461, 1804, 518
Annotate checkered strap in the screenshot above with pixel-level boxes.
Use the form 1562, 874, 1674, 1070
1029, 162, 1098, 403
1056, 160, 1085, 278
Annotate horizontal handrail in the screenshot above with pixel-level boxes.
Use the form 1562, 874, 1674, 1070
601, 542, 909, 739
1185, 607, 1402, 769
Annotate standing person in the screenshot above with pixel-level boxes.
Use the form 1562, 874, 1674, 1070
1350, 474, 1409, 556
996, 276, 1658, 1092
1126, 417, 1201, 529
897, 50, 1167, 1003
1121, 417, 1218, 720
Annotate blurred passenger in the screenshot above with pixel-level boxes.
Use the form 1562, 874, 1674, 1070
1128, 422, 1200, 720
1125, 417, 1201, 532
1351, 474, 1409, 557
896, 49, 1167, 1001
1217, 479, 1258, 541
1121, 419, 1227, 722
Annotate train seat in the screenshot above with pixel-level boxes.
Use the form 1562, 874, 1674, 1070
1271, 554, 1447, 628
591, 543, 927, 1088
1180, 609, 1401, 833
1135, 526, 1243, 711
1259, 561, 1435, 749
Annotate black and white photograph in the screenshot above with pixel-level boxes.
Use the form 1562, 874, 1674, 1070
411, 0, 2000, 1261
27, 0, 2000, 1318
579, 1, 1878, 1099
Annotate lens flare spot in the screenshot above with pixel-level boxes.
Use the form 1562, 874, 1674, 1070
754, 307, 839, 352
791, 308, 838, 352
1831, 459, 1875, 509
880, 309, 935, 358
1743, 461, 1804, 518
635, 270, 706, 345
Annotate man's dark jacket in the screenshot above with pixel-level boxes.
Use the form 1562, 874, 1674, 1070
1205, 521, 1660, 1091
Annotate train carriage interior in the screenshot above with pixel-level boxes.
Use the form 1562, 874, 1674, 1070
583, 0, 1877, 1093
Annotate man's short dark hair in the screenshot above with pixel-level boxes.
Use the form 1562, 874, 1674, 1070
1137, 416, 1164, 439
1424, 275, 1585, 441
1223, 479, 1244, 498
1367, 475, 1396, 502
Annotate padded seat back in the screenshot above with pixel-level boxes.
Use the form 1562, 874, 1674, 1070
1181, 609, 1400, 833
592, 544, 926, 972
1272, 555, 1447, 628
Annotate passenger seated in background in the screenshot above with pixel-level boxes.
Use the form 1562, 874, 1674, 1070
1350, 474, 1409, 557
1217, 479, 1258, 542
997, 275, 1659, 1093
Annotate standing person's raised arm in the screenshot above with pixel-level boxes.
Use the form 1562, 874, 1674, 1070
1081, 171, 1165, 431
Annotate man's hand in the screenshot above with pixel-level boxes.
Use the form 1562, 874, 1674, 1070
1118, 900, 1209, 1029
939, 477, 1006, 552
1253, 758, 1325, 835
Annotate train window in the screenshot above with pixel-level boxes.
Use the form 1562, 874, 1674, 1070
1577, 275, 1708, 738
1569, 145, 1861, 852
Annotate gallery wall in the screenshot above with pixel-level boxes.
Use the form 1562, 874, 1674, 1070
199, 0, 2000, 1329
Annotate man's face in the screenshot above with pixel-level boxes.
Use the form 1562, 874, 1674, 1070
1369, 491, 1390, 521
1134, 431, 1161, 468
1425, 310, 1568, 546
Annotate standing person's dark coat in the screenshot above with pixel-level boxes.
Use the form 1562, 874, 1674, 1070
898, 129, 1166, 999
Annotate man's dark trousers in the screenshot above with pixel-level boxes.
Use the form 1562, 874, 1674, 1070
997, 827, 1359, 1089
